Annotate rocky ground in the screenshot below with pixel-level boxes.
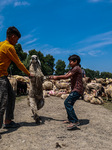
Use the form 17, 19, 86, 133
0, 96, 112, 150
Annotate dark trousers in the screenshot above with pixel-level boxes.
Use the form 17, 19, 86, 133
0, 76, 15, 128
64, 91, 80, 123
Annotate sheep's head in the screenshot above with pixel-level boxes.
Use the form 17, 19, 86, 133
30, 55, 41, 66
31, 55, 38, 64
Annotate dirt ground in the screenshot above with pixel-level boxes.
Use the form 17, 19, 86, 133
0, 96, 112, 150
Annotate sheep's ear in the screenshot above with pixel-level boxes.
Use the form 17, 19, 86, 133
38, 59, 41, 66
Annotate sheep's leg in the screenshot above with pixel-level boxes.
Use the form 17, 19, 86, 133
33, 113, 40, 124
29, 97, 40, 124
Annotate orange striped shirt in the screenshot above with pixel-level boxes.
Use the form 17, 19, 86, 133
0, 40, 30, 77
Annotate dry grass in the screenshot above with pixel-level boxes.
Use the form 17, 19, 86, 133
16, 95, 112, 110
16, 95, 28, 102
102, 98, 112, 111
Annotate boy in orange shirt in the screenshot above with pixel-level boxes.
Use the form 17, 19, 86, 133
0, 26, 33, 137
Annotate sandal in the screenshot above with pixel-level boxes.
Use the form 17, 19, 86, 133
67, 123, 77, 130
3, 121, 20, 129
73, 121, 80, 126
63, 120, 71, 124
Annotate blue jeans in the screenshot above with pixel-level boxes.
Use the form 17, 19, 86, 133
64, 91, 81, 123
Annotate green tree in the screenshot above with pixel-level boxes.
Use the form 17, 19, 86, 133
37, 51, 46, 75
23, 50, 55, 76
15, 44, 27, 61
8, 43, 27, 75
100, 72, 112, 79
44, 54, 55, 75
23, 55, 31, 70
65, 64, 71, 73
84, 68, 112, 79
55, 59, 66, 75
23, 49, 45, 71
85, 69, 96, 79
95, 70, 100, 78
28, 49, 38, 56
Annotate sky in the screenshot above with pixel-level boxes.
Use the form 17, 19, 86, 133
0, 0, 112, 73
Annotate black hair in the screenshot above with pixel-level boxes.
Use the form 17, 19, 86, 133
79, 64, 81, 67
68, 54, 81, 65
7, 26, 21, 38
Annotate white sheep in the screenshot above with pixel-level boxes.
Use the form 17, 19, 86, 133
28, 55, 44, 124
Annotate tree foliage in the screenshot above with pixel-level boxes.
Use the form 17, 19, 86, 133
15, 44, 27, 61
55, 59, 66, 75
7, 43, 112, 78
85, 69, 98, 79
85, 69, 112, 79
28, 49, 38, 56
65, 64, 71, 73
8, 46, 55, 76
44, 54, 55, 75
26, 50, 55, 75
8, 43, 27, 75
100, 72, 112, 79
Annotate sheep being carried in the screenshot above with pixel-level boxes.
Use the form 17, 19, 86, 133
28, 55, 44, 124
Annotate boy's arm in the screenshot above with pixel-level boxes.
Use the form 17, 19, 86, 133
7, 47, 30, 76
50, 72, 72, 80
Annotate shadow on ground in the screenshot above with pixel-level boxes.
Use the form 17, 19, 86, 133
0, 117, 89, 135
79, 119, 89, 126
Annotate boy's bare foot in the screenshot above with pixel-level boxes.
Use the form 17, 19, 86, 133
67, 122, 80, 128
63, 120, 71, 124
67, 123, 77, 130
72, 121, 80, 126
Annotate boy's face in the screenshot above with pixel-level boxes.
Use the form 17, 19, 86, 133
9, 34, 19, 45
69, 60, 77, 68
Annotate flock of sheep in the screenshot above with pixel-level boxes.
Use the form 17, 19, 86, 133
43, 77, 112, 104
